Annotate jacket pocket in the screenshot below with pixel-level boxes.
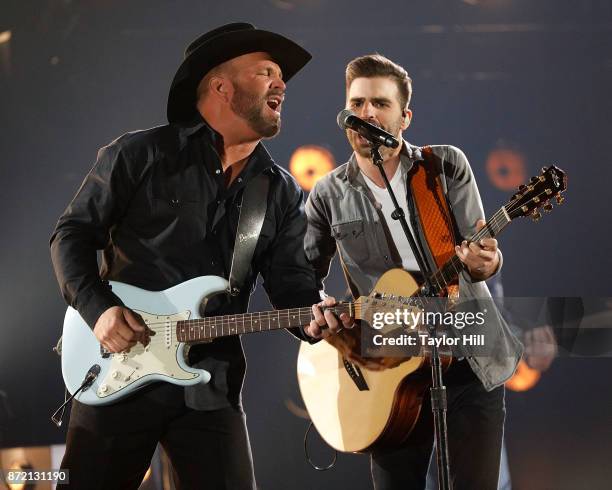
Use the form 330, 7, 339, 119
331, 219, 370, 263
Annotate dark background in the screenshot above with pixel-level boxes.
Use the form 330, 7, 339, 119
1, 1, 611, 489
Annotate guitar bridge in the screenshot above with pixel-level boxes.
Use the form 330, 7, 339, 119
343, 359, 369, 391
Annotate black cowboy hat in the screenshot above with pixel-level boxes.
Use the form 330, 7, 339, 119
167, 22, 312, 123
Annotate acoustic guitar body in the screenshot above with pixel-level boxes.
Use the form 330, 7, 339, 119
297, 269, 443, 453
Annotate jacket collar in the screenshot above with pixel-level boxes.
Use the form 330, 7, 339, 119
344, 140, 422, 186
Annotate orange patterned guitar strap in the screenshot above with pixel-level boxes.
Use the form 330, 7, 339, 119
409, 146, 459, 298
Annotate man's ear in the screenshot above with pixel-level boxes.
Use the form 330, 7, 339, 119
209, 76, 232, 103
401, 108, 413, 130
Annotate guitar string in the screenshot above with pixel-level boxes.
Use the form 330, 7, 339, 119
115, 303, 369, 334
423, 184, 556, 288
431, 187, 556, 289
433, 205, 507, 286
109, 303, 435, 348
112, 297, 434, 335
113, 302, 426, 347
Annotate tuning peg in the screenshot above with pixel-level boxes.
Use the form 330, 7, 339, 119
541, 166, 548, 173
556, 195, 565, 204
543, 202, 553, 212
530, 176, 539, 183
519, 184, 527, 191
531, 211, 542, 221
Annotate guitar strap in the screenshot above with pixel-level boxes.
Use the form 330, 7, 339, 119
338, 147, 460, 298
409, 146, 460, 296
227, 172, 270, 296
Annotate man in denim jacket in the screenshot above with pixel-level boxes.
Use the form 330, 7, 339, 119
303, 54, 522, 490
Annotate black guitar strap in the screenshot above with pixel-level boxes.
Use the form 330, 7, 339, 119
227, 172, 270, 296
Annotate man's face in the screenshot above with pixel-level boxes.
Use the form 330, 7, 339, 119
345, 76, 408, 158
228, 52, 286, 138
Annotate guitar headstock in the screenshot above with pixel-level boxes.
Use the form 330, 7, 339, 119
505, 165, 567, 222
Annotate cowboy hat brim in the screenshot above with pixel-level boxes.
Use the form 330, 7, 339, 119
167, 26, 311, 123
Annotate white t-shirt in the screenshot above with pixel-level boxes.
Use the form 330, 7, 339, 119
362, 166, 420, 271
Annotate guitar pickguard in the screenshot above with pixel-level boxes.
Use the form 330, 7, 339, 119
95, 310, 198, 399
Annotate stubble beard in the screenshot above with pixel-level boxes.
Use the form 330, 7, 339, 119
231, 83, 281, 139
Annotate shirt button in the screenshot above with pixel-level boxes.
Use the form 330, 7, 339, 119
215, 169, 221, 174
237, 177, 242, 183
384, 255, 389, 260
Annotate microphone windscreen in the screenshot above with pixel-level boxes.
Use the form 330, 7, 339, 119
337, 109, 354, 130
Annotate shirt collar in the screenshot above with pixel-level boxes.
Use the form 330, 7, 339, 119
181, 113, 277, 176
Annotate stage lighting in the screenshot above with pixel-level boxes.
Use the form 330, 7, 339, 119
486, 147, 527, 191
289, 145, 335, 192
505, 359, 541, 392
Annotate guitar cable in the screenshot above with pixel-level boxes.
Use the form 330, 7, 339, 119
50, 364, 101, 427
304, 421, 337, 471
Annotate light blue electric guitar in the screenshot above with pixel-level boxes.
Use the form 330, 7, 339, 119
61, 275, 362, 406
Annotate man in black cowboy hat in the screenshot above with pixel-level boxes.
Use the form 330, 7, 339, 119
50, 23, 319, 489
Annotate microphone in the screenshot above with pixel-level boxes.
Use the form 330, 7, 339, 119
337, 109, 400, 149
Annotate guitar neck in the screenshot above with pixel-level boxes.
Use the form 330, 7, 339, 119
429, 205, 511, 292
176, 302, 354, 344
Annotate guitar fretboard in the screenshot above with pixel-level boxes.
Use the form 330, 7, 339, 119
176, 303, 354, 343
428, 206, 511, 293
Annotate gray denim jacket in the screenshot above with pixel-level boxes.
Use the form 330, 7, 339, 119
304, 142, 522, 391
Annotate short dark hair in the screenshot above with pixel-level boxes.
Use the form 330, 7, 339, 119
345, 54, 412, 109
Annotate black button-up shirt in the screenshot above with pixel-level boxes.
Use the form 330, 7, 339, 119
50, 116, 320, 409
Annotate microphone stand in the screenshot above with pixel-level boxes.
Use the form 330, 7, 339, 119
371, 145, 452, 490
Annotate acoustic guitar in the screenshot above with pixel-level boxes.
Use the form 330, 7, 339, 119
297, 165, 567, 453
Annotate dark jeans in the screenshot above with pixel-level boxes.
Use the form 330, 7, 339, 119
371, 359, 506, 490
61, 385, 256, 490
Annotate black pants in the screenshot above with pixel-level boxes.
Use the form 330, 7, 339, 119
61, 386, 256, 490
371, 360, 506, 490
